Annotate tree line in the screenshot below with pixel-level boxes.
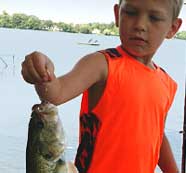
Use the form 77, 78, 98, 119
0, 11, 185, 39
175, 30, 186, 40
0, 11, 118, 35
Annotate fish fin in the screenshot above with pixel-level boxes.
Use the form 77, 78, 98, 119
66, 162, 79, 173
54, 159, 79, 173
55, 159, 68, 173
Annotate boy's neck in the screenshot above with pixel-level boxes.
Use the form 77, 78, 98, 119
135, 56, 156, 70
121, 46, 156, 70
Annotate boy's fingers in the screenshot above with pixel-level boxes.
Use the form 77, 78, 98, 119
22, 55, 43, 83
21, 61, 38, 84
31, 54, 49, 81
21, 63, 34, 84
28, 52, 47, 79
22, 51, 56, 84
31, 51, 55, 82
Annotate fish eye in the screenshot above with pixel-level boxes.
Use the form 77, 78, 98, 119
37, 106, 44, 112
37, 121, 44, 129
44, 153, 53, 160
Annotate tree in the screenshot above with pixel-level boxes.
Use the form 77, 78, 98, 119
42, 20, 54, 30
12, 13, 28, 29
78, 24, 92, 34
0, 11, 12, 28
0, 11, 120, 36
25, 15, 42, 30
175, 31, 186, 40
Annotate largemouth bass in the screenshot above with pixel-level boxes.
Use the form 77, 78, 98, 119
26, 101, 78, 173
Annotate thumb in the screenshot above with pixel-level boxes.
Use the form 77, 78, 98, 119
46, 68, 56, 81
45, 60, 56, 81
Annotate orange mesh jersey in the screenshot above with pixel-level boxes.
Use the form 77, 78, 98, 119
75, 46, 177, 173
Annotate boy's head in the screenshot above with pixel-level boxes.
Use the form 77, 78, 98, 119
118, 0, 183, 20
114, 0, 183, 59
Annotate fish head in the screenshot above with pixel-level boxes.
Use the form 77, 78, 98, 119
30, 101, 65, 162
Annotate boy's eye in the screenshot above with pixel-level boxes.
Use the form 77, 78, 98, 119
149, 15, 163, 22
124, 10, 137, 16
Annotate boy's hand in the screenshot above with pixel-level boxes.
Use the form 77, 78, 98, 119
21, 51, 55, 84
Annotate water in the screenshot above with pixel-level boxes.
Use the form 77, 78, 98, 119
0, 28, 185, 172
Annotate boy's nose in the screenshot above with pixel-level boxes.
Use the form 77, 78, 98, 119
134, 15, 148, 32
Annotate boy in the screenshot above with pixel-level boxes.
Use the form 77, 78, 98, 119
21, 0, 183, 172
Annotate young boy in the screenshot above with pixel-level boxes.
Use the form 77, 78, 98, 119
21, 0, 183, 172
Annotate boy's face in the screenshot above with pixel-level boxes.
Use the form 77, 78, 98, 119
114, 0, 182, 59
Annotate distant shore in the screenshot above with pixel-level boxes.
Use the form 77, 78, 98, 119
0, 11, 118, 36
0, 11, 186, 39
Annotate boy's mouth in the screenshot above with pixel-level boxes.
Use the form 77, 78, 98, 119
130, 36, 147, 42
129, 37, 147, 45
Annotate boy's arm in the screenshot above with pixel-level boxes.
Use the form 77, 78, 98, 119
22, 51, 108, 105
158, 132, 179, 173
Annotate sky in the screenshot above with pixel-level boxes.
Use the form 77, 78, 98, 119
0, 0, 117, 23
0, 0, 185, 30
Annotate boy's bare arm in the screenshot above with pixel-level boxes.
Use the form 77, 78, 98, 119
22, 51, 108, 105
158, 133, 179, 173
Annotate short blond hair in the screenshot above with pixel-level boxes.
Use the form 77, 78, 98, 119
118, 0, 183, 19
172, 0, 183, 18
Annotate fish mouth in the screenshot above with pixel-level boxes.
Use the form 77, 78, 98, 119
32, 101, 57, 114
31, 102, 58, 123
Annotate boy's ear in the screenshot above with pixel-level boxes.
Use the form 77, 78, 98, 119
114, 4, 119, 27
166, 18, 182, 39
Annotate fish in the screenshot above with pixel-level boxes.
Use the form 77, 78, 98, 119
26, 101, 78, 173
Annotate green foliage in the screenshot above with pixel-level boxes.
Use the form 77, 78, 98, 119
12, 13, 29, 29
0, 11, 119, 35
2, 11, 186, 39
175, 31, 186, 40
42, 20, 53, 30
26, 16, 42, 30
0, 11, 13, 28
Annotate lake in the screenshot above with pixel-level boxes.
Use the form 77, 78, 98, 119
0, 28, 186, 173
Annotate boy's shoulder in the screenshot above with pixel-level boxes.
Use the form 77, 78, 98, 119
83, 46, 122, 66
81, 46, 122, 82
157, 66, 177, 89
98, 47, 122, 59
79, 51, 108, 82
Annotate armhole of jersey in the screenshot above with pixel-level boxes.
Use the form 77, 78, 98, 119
80, 90, 89, 115
166, 81, 177, 113
80, 50, 110, 116
91, 50, 111, 116
159, 66, 178, 113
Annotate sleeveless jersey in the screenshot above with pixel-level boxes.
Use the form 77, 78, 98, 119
75, 45, 177, 173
